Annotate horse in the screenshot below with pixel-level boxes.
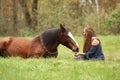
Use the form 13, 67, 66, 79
0, 24, 79, 58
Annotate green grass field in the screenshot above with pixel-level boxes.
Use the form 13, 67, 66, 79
0, 36, 120, 80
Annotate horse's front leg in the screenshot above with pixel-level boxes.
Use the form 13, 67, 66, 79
52, 51, 58, 57
27, 50, 46, 58
45, 50, 58, 58
27, 53, 40, 58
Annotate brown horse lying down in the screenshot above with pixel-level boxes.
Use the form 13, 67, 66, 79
0, 36, 46, 58
0, 24, 79, 58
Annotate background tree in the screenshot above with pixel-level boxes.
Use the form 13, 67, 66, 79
19, 0, 38, 30
12, 0, 17, 32
19, 0, 32, 29
0, 0, 1, 16
32, 0, 38, 30
0, 0, 120, 36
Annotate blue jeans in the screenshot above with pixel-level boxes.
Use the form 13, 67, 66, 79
74, 56, 84, 60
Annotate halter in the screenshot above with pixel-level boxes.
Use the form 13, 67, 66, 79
39, 36, 57, 55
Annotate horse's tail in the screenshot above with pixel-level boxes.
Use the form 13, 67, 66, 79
0, 37, 13, 57
0, 49, 6, 57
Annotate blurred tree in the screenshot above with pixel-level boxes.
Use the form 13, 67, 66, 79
79, 0, 99, 13
19, 0, 32, 28
12, 0, 17, 31
2, 0, 12, 22
32, 0, 38, 30
0, 0, 1, 16
99, 0, 119, 13
0, 0, 120, 36
106, 4, 120, 35
19, 0, 38, 30
49, 0, 61, 5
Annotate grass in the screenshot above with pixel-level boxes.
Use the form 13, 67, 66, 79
0, 35, 120, 80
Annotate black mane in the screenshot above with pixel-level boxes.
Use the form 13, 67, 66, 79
40, 27, 61, 45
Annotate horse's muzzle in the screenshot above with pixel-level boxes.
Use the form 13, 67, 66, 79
73, 48, 79, 52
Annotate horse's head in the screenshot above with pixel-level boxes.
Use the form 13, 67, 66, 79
59, 24, 79, 52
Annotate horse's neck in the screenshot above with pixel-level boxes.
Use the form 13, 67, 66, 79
45, 41, 59, 52
33, 36, 59, 51
41, 28, 60, 48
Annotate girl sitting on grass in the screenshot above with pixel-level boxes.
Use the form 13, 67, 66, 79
74, 27, 105, 60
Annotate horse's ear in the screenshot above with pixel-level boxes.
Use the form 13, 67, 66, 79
60, 24, 66, 32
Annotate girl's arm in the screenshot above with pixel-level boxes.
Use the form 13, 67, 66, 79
84, 39, 99, 59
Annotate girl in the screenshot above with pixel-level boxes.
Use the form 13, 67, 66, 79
74, 27, 105, 60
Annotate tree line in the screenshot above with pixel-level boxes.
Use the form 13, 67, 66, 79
0, 0, 120, 36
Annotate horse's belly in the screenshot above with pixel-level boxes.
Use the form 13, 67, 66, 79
6, 38, 31, 58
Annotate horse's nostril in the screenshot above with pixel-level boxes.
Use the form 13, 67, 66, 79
73, 48, 79, 52
76, 48, 79, 52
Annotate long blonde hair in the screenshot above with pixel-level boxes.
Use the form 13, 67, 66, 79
83, 27, 96, 53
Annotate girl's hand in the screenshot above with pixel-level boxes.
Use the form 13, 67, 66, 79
80, 53, 85, 56
74, 52, 80, 57
74, 52, 85, 57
